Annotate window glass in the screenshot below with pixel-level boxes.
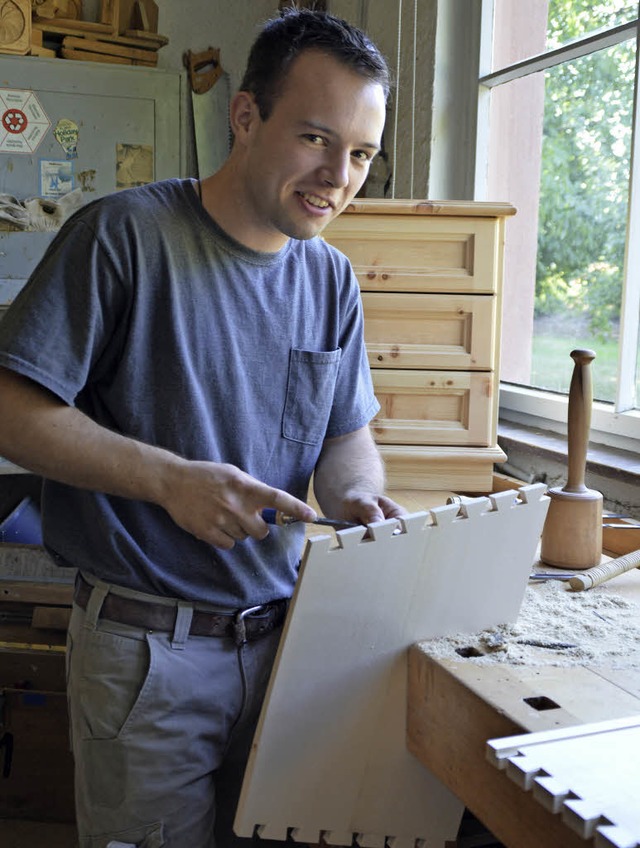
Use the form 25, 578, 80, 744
533, 41, 634, 401
491, 0, 638, 70
489, 0, 638, 408
546, 0, 638, 50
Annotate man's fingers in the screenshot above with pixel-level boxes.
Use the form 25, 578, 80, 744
266, 488, 317, 522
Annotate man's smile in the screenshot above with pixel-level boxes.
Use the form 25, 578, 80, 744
297, 191, 333, 209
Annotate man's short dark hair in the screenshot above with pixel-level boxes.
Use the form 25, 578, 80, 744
240, 8, 390, 120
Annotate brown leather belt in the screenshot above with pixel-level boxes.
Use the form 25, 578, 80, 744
74, 574, 288, 645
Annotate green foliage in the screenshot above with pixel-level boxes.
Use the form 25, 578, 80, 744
535, 0, 635, 338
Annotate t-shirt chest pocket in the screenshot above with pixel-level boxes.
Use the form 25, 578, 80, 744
282, 348, 342, 445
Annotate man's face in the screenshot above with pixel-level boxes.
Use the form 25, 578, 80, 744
238, 50, 387, 251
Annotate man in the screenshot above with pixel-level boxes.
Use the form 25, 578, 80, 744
0, 9, 403, 848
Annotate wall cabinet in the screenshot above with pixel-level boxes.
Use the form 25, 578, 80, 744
323, 199, 516, 491
0, 55, 183, 303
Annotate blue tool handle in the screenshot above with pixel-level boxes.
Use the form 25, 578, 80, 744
261, 508, 280, 525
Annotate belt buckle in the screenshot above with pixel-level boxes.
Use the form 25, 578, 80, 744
232, 604, 267, 647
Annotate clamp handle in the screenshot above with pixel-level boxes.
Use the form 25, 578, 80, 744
183, 47, 223, 95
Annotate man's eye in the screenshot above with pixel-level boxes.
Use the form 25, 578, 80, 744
304, 134, 325, 145
352, 150, 372, 162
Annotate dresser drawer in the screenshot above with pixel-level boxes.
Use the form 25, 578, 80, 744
371, 369, 494, 446
324, 215, 499, 294
362, 291, 495, 370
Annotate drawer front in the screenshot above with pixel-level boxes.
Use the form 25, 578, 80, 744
362, 292, 495, 370
371, 369, 494, 446
323, 215, 499, 293
380, 444, 506, 491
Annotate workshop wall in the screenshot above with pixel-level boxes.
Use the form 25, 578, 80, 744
110, 0, 446, 198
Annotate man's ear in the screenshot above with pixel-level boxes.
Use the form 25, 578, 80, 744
230, 91, 260, 144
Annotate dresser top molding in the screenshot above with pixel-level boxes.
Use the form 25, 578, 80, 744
342, 199, 517, 217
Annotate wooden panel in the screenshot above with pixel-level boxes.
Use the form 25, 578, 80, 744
371, 369, 494, 446
381, 444, 506, 491
235, 485, 549, 846
487, 717, 640, 846
323, 215, 499, 294
341, 199, 517, 218
362, 291, 495, 370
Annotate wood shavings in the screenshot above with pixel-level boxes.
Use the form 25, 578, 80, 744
421, 579, 640, 667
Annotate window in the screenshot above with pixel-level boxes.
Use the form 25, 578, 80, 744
476, 0, 640, 453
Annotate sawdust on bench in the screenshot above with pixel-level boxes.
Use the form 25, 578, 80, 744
421, 578, 640, 667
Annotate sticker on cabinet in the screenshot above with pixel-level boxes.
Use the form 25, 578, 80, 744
0, 89, 50, 153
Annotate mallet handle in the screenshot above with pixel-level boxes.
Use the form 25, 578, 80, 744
569, 548, 640, 591
565, 349, 596, 493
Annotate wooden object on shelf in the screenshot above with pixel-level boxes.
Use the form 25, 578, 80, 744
29, 22, 53, 53
32, 12, 167, 63
100, 0, 158, 35
0, 0, 31, 54
235, 484, 549, 845
62, 34, 157, 65
32, 16, 112, 33
541, 349, 603, 569
323, 199, 516, 491
30, 0, 81, 18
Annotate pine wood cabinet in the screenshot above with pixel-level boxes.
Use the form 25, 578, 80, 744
323, 199, 516, 491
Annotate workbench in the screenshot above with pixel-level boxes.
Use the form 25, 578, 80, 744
407, 535, 640, 848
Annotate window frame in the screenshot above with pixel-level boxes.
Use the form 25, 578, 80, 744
476, 1, 640, 455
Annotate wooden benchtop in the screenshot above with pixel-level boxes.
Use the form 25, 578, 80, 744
403, 491, 640, 848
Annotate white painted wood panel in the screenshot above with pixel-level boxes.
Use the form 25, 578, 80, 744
235, 484, 550, 847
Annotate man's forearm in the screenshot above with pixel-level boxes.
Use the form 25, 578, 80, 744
313, 425, 386, 518
0, 367, 179, 503
0, 367, 316, 548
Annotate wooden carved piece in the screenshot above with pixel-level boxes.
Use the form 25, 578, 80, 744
101, 0, 158, 35
31, 0, 81, 19
235, 484, 550, 847
0, 0, 31, 54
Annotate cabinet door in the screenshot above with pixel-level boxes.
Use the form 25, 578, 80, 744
371, 369, 494, 446
362, 291, 496, 370
323, 214, 500, 294
0, 56, 183, 305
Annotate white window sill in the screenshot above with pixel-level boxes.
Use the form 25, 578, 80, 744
497, 420, 640, 520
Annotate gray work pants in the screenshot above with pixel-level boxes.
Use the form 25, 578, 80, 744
66, 576, 283, 848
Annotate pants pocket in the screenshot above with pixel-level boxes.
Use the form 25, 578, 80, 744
70, 622, 152, 741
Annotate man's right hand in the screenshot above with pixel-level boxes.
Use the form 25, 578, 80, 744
155, 458, 318, 550
0, 367, 315, 551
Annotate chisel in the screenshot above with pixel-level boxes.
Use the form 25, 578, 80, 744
261, 508, 360, 529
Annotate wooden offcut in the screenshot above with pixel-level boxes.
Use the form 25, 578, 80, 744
62, 35, 157, 64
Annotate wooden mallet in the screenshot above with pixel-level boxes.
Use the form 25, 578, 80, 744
540, 349, 603, 569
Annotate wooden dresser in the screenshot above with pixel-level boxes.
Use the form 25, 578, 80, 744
323, 199, 517, 491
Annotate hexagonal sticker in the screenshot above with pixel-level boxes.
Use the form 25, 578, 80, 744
0, 89, 51, 153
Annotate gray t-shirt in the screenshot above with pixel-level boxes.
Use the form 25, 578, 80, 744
0, 179, 379, 607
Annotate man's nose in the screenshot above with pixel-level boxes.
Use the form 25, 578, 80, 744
321, 150, 350, 188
